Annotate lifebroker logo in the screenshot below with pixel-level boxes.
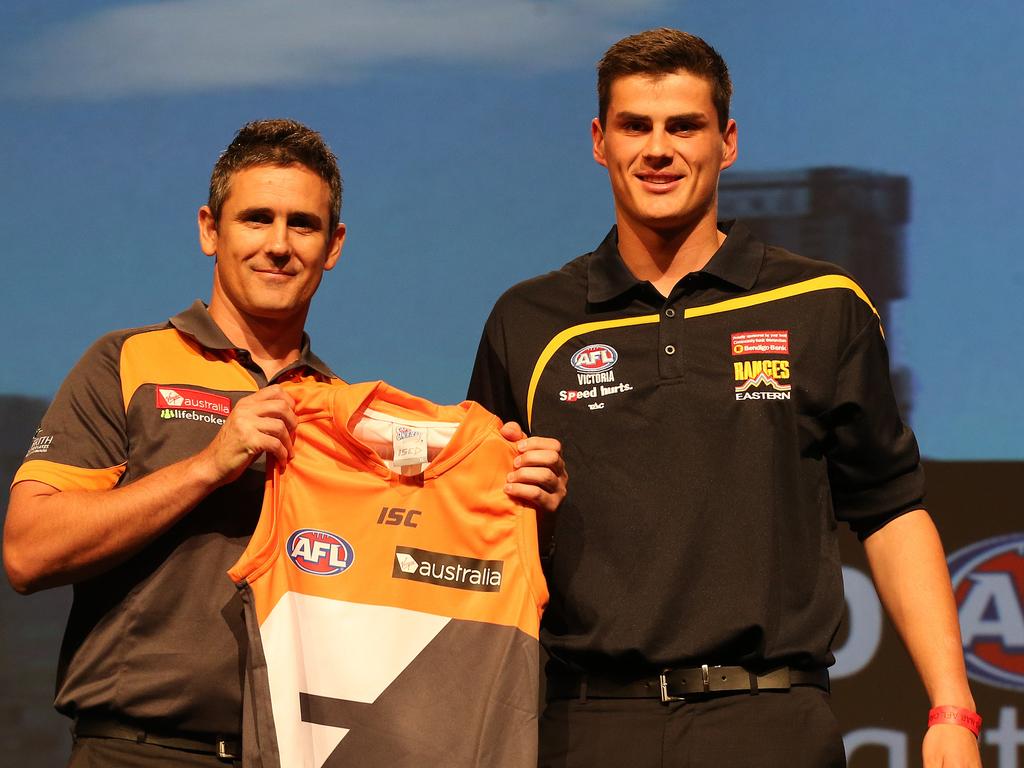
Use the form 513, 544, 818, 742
950, 533, 1024, 691
156, 386, 231, 424
572, 343, 618, 385
287, 529, 355, 576
733, 359, 791, 400
392, 546, 503, 592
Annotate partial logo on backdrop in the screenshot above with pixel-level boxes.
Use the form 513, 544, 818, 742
950, 533, 1024, 691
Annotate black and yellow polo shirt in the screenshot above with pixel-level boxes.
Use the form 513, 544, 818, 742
13, 300, 337, 737
468, 222, 925, 676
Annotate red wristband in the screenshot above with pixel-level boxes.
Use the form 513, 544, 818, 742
928, 706, 982, 738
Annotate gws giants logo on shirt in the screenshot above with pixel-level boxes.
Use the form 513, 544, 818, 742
287, 529, 355, 576
393, 546, 503, 592
156, 386, 231, 424
950, 533, 1024, 691
733, 359, 791, 401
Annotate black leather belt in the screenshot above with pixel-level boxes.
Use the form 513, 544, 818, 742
73, 717, 240, 760
547, 665, 830, 703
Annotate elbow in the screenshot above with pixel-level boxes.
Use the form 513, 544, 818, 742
3, 544, 43, 595
2, 525, 53, 594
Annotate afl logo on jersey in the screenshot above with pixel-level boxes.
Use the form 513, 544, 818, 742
571, 344, 618, 373
287, 529, 355, 576
950, 533, 1024, 691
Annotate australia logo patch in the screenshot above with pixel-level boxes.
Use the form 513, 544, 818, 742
950, 533, 1024, 691
156, 386, 231, 425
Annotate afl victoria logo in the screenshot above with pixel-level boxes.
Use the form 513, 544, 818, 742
571, 344, 617, 373
950, 533, 1024, 691
287, 529, 355, 576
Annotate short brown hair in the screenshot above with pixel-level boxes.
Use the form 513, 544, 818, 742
208, 119, 343, 231
597, 28, 732, 131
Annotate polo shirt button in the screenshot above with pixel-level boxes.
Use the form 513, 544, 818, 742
664, 345, 676, 355
665, 308, 676, 318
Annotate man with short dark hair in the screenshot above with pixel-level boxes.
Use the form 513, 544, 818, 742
469, 29, 980, 768
4, 118, 565, 766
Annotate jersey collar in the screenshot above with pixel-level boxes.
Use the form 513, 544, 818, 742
587, 220, 764, 303
169, 300, 335, 380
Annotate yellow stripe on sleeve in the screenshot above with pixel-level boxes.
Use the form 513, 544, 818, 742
12, 460, 127, 492
684, 275, 881, 324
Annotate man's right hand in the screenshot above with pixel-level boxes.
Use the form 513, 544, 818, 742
199, 385, 298, 486
4, 386, 298, 593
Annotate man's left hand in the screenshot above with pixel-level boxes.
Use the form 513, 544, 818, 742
922, 724, 982, 768
499, 422, 567, 515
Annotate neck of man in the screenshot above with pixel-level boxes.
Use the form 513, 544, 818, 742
615, 206, 726, 298
207, 300, 307, 381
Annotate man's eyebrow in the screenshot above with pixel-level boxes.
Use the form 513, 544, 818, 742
236, 206, 272, 219
613, 111, 709, 123
235, 207, 324, 227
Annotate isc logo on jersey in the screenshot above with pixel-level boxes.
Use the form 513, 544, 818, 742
287, 529, 355, 576
950, 533, 1024, 691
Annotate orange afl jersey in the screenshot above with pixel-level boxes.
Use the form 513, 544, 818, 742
228, 380, 548, 768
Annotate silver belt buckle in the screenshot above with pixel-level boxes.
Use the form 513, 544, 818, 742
216, 739, 237, 760
659, 671, 684, 703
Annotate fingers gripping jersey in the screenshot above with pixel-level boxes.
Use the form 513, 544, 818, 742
229, 381, 548, 768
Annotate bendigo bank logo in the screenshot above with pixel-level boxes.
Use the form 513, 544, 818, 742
733, 359, 791, 400
950, 533, 1024, 691
287, 529, 355, 576
393, 546, 503, 592
156, 386, 231, 424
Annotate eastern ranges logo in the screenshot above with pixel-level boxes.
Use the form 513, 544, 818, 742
156, 386, 232, 425
733, 359, 791, 400
392, 546, 503, 592
287, 529, 355, 576
950, 533, 1024, 691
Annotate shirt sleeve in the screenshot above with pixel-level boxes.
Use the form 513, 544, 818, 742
467, 303, 525, 428
824, 314, 926, 538
12, 332, 129, 492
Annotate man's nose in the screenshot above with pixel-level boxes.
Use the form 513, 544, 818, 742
265, 218, 291, 256
642, 128, 672, 165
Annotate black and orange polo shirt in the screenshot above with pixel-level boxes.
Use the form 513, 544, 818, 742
13, 300, 337, 737
468, 222, 925, 677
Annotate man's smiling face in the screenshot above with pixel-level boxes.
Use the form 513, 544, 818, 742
199, 163, 344, 327
592, 70, 737, 236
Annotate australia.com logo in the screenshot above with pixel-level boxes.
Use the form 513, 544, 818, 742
287, 529, 355, 576
950, 532, 1024, 691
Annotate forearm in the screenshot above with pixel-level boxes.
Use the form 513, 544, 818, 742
863, 509, 974, 708
4, 452, 224, 593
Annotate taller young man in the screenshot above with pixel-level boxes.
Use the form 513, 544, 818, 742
4, 119, 565, 767
469, 29, 980, 768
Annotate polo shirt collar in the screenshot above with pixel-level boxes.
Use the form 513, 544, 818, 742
169, 300, 335, 380
586, 221, 764, 303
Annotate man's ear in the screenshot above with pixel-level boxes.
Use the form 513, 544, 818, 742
324, 223, 346, 271
591, 118, 608, 168
198, 205, 218, 257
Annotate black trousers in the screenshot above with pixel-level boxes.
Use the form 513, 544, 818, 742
539, 687, 846, 768
68, 737, 242, 767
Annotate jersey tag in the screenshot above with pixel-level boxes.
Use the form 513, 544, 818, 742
392, 424, 429, 469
